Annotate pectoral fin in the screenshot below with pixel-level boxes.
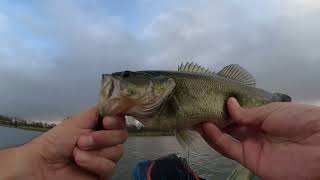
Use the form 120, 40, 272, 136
175, 129, 197, 147
226, 164, 255, 180
135, 77, 176, 118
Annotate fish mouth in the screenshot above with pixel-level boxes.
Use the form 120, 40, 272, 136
101, 74, 121, 99
99, 74, 130, 116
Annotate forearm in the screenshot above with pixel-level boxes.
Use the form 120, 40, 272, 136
0, 145, 43, 180
0, 147, 24, 179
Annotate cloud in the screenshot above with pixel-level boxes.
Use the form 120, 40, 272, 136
0, 0, 320, 121
0, 0, 145, 120
142, 0, 320, 102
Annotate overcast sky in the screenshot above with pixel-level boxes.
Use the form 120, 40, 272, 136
1, 0, 320, 121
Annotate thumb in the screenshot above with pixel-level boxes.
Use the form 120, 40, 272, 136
201, 122, 244, 163
228, 97, 283, 127
66, 106, 100, 129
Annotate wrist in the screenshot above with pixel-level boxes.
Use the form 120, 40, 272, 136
0, 143, 44, 180
20, 142, 46, 180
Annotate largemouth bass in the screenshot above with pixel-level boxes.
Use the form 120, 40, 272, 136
98, 63, 291, 143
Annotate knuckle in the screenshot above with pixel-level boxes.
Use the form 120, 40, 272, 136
104, 161, 116, 175
231, 106, 242, 117
236, 115, 245, 124
214, 133, 225, 146
118, 130, 128, 143
95, 130, 128, 146
115, 144, 124, 158
122, 130, 128, 140
98, 145, 124, 162
233, 109, 245, 123
98, 157, 116, 172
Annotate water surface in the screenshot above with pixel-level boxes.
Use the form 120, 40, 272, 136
114, 136, 238, 179
1, 126, 258, 179
0, 126, 42, 148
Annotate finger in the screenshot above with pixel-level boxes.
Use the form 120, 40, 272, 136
224, 124, 261, 142
195, 123, 236, 157
228, 97, 284, 127
88, 144, 124, 162
66, 106, 100, 129
223, 124, 250, 141
103, 116, 126, 130
78, 130, 128, 150
200, 131, 228, 157
202, 122, 244, 162
73, 148, 116, 178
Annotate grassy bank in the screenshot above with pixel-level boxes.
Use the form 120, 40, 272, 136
18, 126, 49, 132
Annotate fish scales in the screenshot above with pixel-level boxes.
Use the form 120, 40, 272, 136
139, 70, 273, 129
99, 63, 291, 140
98, 63, 291, 180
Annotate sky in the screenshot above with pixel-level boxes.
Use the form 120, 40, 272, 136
1, 0, 320, 121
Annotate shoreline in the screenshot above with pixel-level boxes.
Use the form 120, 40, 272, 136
0, 124, 49, 132
0, 124, 175, 136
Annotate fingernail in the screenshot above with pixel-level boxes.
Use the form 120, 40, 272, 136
78, 135, 94, 149
75, 150, 90, 163
103, 116, 125, 129
203, 122, 214, 129
103, 116, 111, 122
103, 116, 116, 125
229, 97, 240, 108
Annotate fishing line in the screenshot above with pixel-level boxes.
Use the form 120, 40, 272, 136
187, 145, 190, 180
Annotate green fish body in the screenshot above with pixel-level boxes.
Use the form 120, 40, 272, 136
99, 63, 291, 136
139, 70, 277, 129
98, 63, 291, 180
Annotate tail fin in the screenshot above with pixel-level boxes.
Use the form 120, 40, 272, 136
272, 92, 292, 102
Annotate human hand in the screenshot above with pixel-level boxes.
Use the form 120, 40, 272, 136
197, 98, 320, 180
1, 106, 128, 180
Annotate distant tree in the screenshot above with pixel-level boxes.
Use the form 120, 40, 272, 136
0, 114, 57, 129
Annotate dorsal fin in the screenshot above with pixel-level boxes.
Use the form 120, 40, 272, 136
217, 64, 256, 86
178, 62, 214, 75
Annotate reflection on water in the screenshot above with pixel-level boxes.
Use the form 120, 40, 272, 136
0, 127, 256, 180
114, 136, 238, 180
0, 126, 42, 148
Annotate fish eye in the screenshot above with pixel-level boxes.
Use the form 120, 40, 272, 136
121, 71, 131, 77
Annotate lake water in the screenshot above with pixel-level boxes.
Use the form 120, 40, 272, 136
0, 126, 259, 179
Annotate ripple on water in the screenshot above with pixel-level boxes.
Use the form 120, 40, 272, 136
113, 136, 239, 180
0, 128, 251, 180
